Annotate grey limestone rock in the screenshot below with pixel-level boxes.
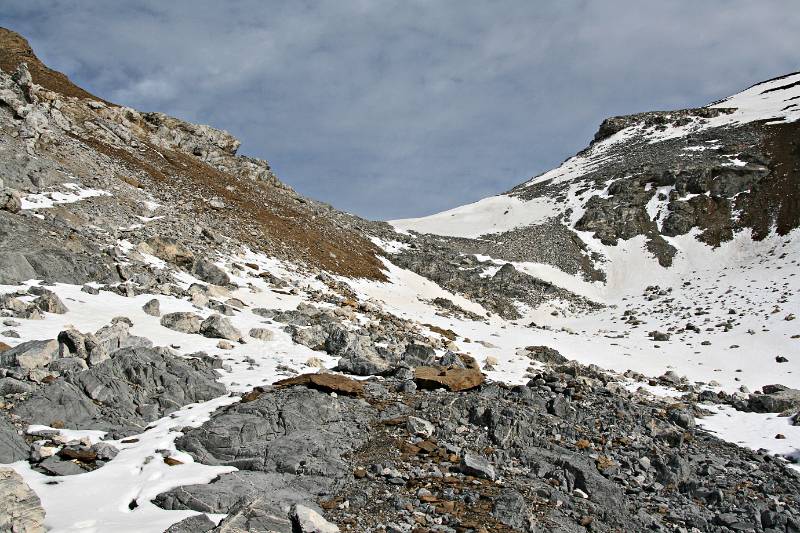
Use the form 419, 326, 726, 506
200, 314, 242, 341
0, 339, 59, 370
0, 467, 45, 533
160, 312, 202, 334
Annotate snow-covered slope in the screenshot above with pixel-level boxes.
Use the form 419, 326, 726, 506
390, 195, 559, 238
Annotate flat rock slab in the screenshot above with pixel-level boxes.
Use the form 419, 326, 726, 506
414, 365, 484, 392
273, 373, 364, 397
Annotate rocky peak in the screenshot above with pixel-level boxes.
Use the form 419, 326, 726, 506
0, 27, 107, 103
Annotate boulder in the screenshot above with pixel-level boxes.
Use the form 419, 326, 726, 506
142, 298, 160, 317
291, 325, 327, 351
143, 237, 194, 268
175, 387, 373, 476
273, 373, 364, 397
38, 455, 86, 476
31, 290, 68, 314
57, 328, 109, 367
0, 188, 22, 214
94, 321, 152, 354
290, 504, 339, 533
156, 470, 312, 528
748, 385, 800, 413
492, 489, 532, 531
160, 312, 202, 334
414, 355, 484, 392
522, 345, 568, 365
200, 314, 242, 341
0, 467, 45, 533
209, 495, 292, 532
460, 451, 496, 480
0, 339, 59, 369
192, 258, 230, 286
248, 328, 274, 341
0, 253, 37, 286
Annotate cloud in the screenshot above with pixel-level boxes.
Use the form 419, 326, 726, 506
2, 1, 799, 219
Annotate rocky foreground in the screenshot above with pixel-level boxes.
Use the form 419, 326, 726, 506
2, 290, 800, 532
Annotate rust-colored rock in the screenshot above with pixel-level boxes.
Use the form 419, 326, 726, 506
273, 372, 364, 397
58, 447, 97, 462
240, 386, 267, 403
414, 355, 484, 392
0, 342, 10, 353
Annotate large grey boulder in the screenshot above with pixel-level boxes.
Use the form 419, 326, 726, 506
93, 320, 152, 354
176, 387, 373, 475
329, 328, 389, 376
38, 455, 86, 476
156, 471, 321, 521
0, 213, 119, 285
192, 258, 230, 286
200, 314, 242, 341
492, 490, 533, 532
57, 321, 152, 368
0, 467, 45, 533
290, 325, 326, 351
160, 312, 202, 334
748, 385, 800, 413
0, 339, 59, 370
57, 328, 108, 367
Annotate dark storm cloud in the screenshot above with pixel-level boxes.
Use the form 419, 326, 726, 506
2, 2, 799, 219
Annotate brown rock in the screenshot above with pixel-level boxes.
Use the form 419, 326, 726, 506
273, 372, 364, 396
241, 387, 267, 403
58, 447, 97, 462
414, 356, 484, 392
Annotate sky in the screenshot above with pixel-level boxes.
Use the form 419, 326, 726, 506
2, 2, 799, 220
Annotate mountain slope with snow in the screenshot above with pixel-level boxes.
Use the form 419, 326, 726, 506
1, 28, 800, 533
